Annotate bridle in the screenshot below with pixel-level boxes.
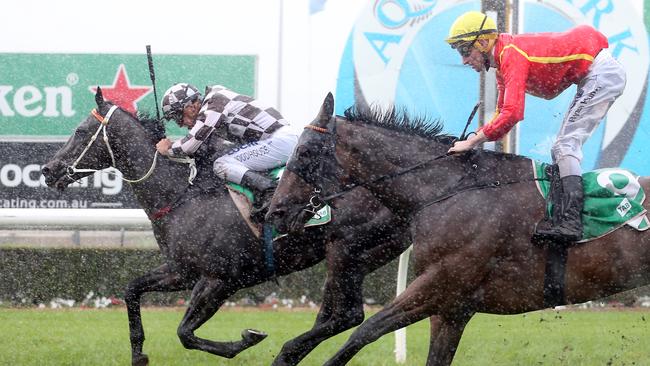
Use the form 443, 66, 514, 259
288, 121, 454, 215
289, 101, 484, 214
66, 105, 196, 184
288, 117, 541, 217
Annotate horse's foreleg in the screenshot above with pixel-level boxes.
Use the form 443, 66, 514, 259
426, 311, 474, 366
176, 276, 268, 358
124, 264, 194, 366
273, 268, 365, 366
323, 271, 439, 366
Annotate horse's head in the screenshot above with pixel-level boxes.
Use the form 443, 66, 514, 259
267, 92, 340, 234
267, 93, 458, 233
42, 87, 160, 190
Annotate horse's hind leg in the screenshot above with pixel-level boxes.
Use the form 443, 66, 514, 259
426, 311, 474, 366
124, 264, 195, 366
176, 276, 268, 358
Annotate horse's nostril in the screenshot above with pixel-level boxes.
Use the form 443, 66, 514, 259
41, 166, 50, 175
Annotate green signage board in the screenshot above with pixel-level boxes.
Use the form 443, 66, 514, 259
0, 53, 256, 137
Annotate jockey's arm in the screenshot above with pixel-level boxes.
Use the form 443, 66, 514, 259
448, 130, 488, 154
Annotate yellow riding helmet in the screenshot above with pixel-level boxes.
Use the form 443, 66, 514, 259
446, 11, 498, 46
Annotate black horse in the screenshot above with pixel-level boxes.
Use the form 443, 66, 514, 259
266, 93, 650, 365
41, 88, 410, 366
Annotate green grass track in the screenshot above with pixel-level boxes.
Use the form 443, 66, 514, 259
1, 307, 649, 365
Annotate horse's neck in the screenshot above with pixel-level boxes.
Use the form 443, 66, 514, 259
448, 150, 535, 185
345, 123, 448, 177
358, 123, 533, 179
113, 131, 190, 215
345, 123, 535, 212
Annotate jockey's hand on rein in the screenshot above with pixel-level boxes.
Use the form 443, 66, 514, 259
156, 138, 172, 155
448, 139, 476, 154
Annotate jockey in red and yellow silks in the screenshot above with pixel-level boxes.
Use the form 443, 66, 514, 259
482, 26, 608, 141
445, 11, 626, 245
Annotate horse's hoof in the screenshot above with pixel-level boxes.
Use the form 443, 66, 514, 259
242, 328, 268, 346
132, 354, 149, 366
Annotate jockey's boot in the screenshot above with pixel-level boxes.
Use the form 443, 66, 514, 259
534, 175, 584, 243
532, 164, 561, 244
241, 171, 277, 222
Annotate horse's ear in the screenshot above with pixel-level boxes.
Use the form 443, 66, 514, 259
95, 86, 104, 107
315, 92, 334, 127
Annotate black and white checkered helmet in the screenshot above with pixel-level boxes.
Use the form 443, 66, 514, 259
161, 83, 201, 123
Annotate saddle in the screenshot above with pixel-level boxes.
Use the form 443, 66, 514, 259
534, 161, 649, 243
226, 167, 331, 239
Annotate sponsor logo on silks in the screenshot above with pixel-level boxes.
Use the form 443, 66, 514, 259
233, 141, 260, 151
337, 0, 650, 174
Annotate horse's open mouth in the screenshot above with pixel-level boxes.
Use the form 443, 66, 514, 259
43, 174, 74, 191
42, 164, 75, 191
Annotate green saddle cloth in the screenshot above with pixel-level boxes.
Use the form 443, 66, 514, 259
534, 161, 649, 242
226, 167, 331, 228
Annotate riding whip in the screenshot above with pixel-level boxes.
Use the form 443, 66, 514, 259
146, 45, 161, 121
459, 101, 481, 141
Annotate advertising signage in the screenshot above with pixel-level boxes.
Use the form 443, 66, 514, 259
0, 142, 139, 209
336, 0, 650, 175
0, 53, 256, 138
0, 53, 255, 208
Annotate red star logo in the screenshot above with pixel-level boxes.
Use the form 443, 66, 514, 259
90, 64, 152, 114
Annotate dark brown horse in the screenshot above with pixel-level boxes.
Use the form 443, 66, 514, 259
41, 89, 411, 366
265, 93, 650, 365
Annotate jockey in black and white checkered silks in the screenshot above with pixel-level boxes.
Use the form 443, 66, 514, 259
157, 82, 299, 216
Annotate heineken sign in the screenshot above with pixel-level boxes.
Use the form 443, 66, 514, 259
0, 53, 256, 138
0, 53, 255, 208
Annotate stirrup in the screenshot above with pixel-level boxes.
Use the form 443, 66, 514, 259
533, 224, 581, 244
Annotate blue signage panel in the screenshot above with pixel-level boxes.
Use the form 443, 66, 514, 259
336, 0, 649, 175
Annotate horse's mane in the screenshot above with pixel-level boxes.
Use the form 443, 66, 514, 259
343, 105, 455, 144
100, 99, 167, 144
136, 112, 167, 144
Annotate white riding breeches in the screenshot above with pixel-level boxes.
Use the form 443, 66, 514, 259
213, 126, 299, 184
552, 49, 627, 177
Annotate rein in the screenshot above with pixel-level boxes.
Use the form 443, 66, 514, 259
411, 176, 542, 215
300, 123, 543, 215
299, 124, 452, 208
66, 106, 197, 185
323, 151, 452, 202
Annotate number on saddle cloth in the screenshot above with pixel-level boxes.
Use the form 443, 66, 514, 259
534, 161, 649, 242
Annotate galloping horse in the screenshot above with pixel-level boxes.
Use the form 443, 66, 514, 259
266, 93, 650, 365
42, 88, 411, 366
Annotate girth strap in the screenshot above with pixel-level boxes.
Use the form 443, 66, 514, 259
543, 242, 568, 308
262, 223, 276, 278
